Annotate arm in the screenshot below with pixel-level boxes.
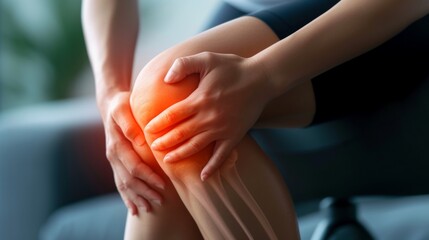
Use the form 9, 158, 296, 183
82, 0, 165, 214
256, 0, 429, 97
146, 0, 429, 178
83, 0, 138, 96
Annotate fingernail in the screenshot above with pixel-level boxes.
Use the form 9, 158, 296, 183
143, 206, 149, 213
164, 70, 175, 83
155, 183, 165, 190
164, 154, 173, 163
151, 140, 160, 150
129, 207, 136, 216
145, 124, 158, 134
153, 199, 162, 206
201, 173, 208, 182
135, 135, 145, 146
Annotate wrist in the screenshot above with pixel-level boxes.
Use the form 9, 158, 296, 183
246, 55, 281, 103
95, 70, 130, 96
95, 80, 130, 120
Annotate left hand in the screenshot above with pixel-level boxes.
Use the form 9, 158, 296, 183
145, 52, 274, 180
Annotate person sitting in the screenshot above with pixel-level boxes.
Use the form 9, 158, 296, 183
82, 0, 429, 238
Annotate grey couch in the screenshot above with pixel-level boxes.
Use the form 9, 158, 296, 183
1, 77, 429, 240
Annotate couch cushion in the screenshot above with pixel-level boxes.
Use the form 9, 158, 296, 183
40, 194, 126, 240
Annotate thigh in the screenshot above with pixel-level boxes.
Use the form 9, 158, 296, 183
256, 80, 316, 128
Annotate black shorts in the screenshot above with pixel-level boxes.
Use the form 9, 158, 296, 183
206, 0, 429, 125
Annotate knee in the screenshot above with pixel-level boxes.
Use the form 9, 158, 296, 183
130, 51, 199, 122
130, 53, 205, 184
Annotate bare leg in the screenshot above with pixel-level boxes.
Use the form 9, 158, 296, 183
130, 75, 300, 239
127, 16, 315, 239
122, 123, 203, 240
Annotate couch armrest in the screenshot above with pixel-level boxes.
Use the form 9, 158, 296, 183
0, 98, 115, 240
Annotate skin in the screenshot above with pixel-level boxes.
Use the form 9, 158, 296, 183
82, 0, 165, 214
147, 0, 429, 180
83, 1, 312, 236
126, 17, 307, 239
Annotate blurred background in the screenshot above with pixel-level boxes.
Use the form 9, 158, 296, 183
0, 0, 218, 111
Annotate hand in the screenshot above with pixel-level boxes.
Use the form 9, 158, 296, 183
99, 91, 165, 214
145, 52, 273, 181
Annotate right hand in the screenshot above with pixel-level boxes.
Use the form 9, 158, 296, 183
99, 91, 166, 215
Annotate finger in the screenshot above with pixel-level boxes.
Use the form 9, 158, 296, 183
220, 149, 238, 171
201, 140, 235, 181
114, 162, 163, 205
122, 190, 152, 213
151, 120, 199, 151
111, 104, 145, 146
163, 132, 214, 163
114, 173, 141, 215
135, 196, 152, 213
127, 201, 139, 216
164, 53, 210, 83
122, 193, 139, 216
145, 100, 196, 134
120, 145, 166, 190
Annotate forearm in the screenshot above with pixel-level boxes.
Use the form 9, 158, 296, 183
82, 0, 165, 217
255, 0, 429, 97
82, 0, 139, 105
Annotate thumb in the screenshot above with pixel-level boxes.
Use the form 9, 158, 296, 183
164, 53, 209, 83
